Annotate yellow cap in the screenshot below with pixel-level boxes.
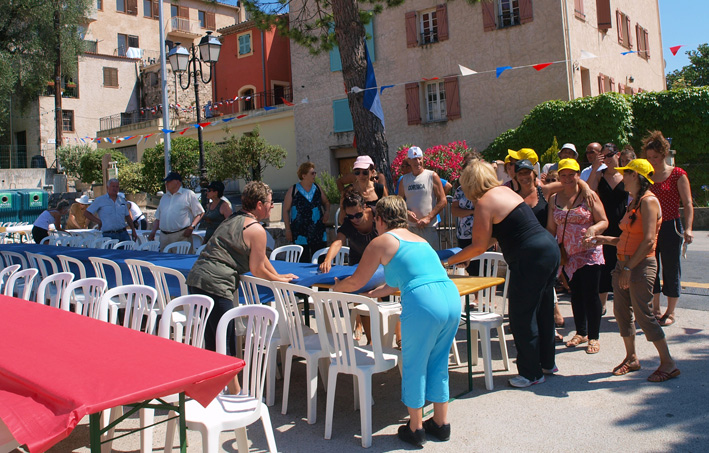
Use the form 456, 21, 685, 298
507, 148, 538, 166
558, 158, 581, 172
615, 158, 654, 184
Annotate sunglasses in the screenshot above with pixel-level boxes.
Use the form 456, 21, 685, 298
546, 178, 557, 183
345, 212, 364, 220
603, 152, 618, 159
354, 169, 370, 176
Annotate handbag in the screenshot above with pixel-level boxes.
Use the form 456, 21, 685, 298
558, 192, 580, 266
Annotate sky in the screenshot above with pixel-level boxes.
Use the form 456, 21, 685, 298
654, 0, 706, 74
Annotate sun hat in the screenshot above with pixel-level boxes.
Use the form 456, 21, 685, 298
559, 143, 579, 159
407, 146, 423, 159
507, 148, 539, 166
615, 158, 654, 184
514, 159, 535, 173
558, 158, 581, 172
353, 155, 375, 170
75, 194, 92, 204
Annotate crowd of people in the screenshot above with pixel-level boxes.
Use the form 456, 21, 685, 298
28, 129, 692, 448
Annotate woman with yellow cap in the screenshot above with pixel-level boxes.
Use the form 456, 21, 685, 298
588, 159, 679, 382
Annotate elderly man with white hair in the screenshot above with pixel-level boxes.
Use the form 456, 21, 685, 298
84, 178, 137, 242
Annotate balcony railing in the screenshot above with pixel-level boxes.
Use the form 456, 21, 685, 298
99, 109, 162, 131
83, 39, 98, 53
0, 145, 28, 169
166, 17, 202, 36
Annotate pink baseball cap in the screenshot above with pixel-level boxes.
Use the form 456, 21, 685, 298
353, 155, 375, 170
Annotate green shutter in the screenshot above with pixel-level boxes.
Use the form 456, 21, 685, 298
333, 99, 353, 132
329, 18, 375, 72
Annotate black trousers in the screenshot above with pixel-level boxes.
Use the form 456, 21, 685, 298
189, 286, 236, 357
568, 264, 603, 340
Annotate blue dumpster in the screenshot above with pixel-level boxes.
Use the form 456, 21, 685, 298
0, 192, 20, 224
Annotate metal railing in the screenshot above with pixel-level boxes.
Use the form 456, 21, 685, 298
420, 31, 438, 45
498, 11, 520, 28
167, 17, 201, 35
99, 109, 162, 131
0, 146, 28, 169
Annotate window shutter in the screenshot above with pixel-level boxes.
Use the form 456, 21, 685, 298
616, 10, 623, 44
364, 19, 375, 61
596, 0, 611, 29
609, 77, 615, 92
152, 0, 159, 18
127, 0, 137, 15
626, 15, 632, 48
179, 6, 188, 18
405, 12, 418, 48
444, 76, 461, 120
333, 99, 354, 132
644, 29, 650, 58
405, 82, 421, 125
631, 88, 637, 95
519, 0, 533, 24
436, 4, 449, 41
482, 0, 496, 32
635, 24, 641, 53
574, 0, 585, 18
618, 82, 625, 93
206, 12, 216, 30
598, 74, 605, 94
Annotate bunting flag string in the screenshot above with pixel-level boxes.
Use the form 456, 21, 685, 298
669, 45, 684, 56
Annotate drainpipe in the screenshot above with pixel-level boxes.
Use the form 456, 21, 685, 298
560, 0, 575, 100
261, 30, 267, 105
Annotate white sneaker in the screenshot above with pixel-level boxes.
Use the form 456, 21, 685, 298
542, 365, 559, 375
508, 375, 546, 388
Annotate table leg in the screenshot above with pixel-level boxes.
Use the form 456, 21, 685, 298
89, 413, 101, 453
466, 293, 473, 392
179, 393, 187, 453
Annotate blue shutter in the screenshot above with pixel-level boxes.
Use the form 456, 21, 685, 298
329, 18, 375, 72
333, 99, 353, 132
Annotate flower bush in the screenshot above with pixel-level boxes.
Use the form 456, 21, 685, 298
391, 141, 469, 183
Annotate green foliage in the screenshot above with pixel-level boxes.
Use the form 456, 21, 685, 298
206, 126, 286, 183
57, 144, 92, 179
315, 172, 341, 205
78, 149, 129, 186
118, 162, 145, 194
141, 137, 207, 193
540, 136, 561, 166
483, 93, 634, 162
0, 0, 91, 137
666, 43, 709, 90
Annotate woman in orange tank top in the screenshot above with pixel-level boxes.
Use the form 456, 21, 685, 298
589, 159, 680, 383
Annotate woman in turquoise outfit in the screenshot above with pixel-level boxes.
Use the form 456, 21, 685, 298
333, 196, 460, 447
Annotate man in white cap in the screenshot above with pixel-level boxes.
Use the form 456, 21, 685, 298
541, 143, 578, 177
398, 146, 446, 249
148, 171, 205, 251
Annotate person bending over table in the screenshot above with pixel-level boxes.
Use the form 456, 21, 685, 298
32, 200, 70, 243
333, 196, 460, 447
445, 160, 560, 388
588, 159, 680, 382
187, 181, 298, 359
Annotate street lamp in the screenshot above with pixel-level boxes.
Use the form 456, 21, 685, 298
167, 31, 221, 206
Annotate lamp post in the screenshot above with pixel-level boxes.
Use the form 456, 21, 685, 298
167, 31, 221, 206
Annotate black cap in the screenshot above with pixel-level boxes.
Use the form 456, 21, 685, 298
514, 159, 535, 172
163, 171, 182, 182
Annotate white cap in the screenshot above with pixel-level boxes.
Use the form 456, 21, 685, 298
559, 143, 579, 159
407, 146, 423, 159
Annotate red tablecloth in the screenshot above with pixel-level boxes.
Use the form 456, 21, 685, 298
0, 296, 244, 452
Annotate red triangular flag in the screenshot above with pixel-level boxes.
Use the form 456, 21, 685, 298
352, 135, 357, 149
533, 62, 552, 71
422, 77, 439, 81
669, 45, 683, 56
237, 114, 247, 119
281, 98, 294, 106
198, 122, 212, 128
179, 128, 189, 135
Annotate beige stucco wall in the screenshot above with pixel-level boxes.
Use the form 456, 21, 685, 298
291, 0, 665, 176
566, 0, 665, 96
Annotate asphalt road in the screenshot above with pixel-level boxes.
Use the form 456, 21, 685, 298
672, 230, 709, 311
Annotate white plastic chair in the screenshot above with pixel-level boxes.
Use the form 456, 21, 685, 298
89, 257, 125, 287
137, 240, 160, 252
163, 241, 192, 254
146, 295, 215, 453
0, 251, 28, 269
269, 244, 303, 262
271, 280, 327, 424
60, 277, 108, 320
97, 238, 119, 249
310, 246, 350, 266
39, 236, 52, 245
166, 305, 279, 453
113, 240, 136, 250
0, 265, 20, 294
191, 234, 203, 251
36, 272, 74, 308
124, 258, 153, 286
57, 255, 89, 280
150, 264, 189, 312
311, 291, 401, 448
102, 284, 158, 333
459, 251, 511, 391
194, 244, 207, 255
74, 236, 96, 248
4, 268, 38, 300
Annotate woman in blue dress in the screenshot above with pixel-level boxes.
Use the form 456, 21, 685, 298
333, 196, 460, 447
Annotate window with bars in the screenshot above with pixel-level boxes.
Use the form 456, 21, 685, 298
420, 10, 438, 44
482, 0, 533, 31
62, 110, 75, 132
426, 82, 446, 122
499, 0, 520, 28
103, 67, 118, 87
405, 5, 448, 48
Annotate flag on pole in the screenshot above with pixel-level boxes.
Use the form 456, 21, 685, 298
362, 41, 385, 128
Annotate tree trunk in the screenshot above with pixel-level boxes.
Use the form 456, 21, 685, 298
54, 3, 63, 154
331, 0, 394, 193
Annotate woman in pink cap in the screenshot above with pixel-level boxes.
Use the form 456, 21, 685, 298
337, 155, 388, 224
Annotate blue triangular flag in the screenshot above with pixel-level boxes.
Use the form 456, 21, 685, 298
363, 42, 385, 128
264, 106, 276, 111
496, 66, 512, 78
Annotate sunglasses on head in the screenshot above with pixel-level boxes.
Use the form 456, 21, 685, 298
354, 169, 370, 176
345, 212, 364, 220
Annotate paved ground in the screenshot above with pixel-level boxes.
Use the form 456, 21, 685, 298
16, 235, 709, 453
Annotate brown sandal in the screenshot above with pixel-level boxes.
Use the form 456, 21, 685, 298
647, 368, 680, 382
659, 313, 675, 327
565, 334, 588, 348
586, 339, 600, 354
612, 360, 641, 376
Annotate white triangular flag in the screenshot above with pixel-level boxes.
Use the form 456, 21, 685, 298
459, 64, 477, 76
580, 50, 597, 60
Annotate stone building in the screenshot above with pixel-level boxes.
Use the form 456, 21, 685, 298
290, 0, 666, 177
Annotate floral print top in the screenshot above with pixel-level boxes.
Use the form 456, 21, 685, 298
552, 198, 604, 280
453, 186, 474, 239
